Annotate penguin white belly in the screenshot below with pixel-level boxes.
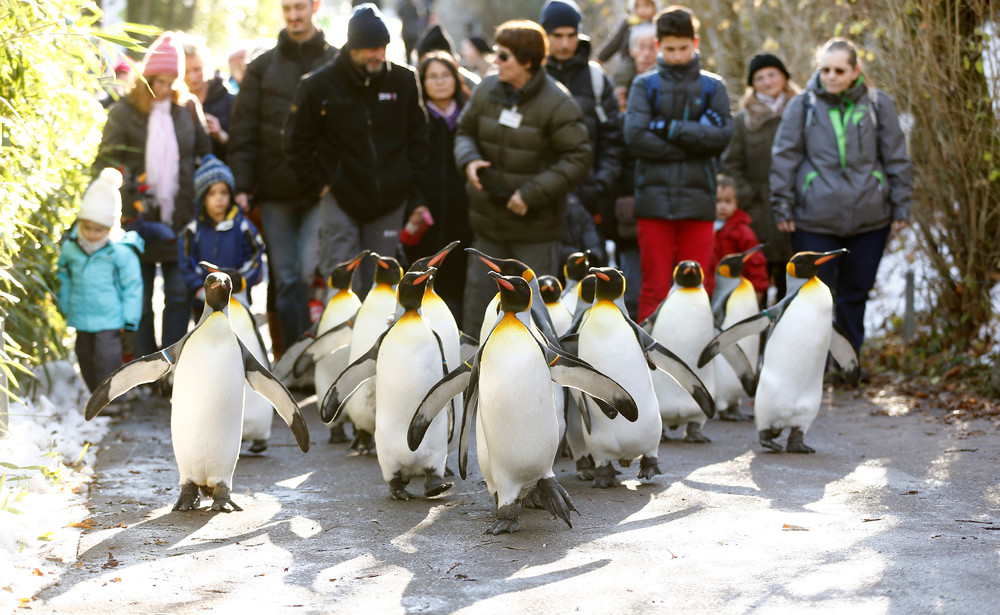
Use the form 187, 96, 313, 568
560, 281, 579, 315
344, 287, 397, 434
651, 290, 715, 427
229, 300, 273, 442
546, 302, 573, 337
478, 294, 501, 344
477, 318, 559, 508
171, 313, 246, 489
715, 283, 760, 411
422, 293, 463, 452
374, 315, 448, 482
578, 302, 661, 464
315, 294, 362, 418
754, 290, 832, 433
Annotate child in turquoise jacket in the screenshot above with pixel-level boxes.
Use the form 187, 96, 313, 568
57, 168, 144, 392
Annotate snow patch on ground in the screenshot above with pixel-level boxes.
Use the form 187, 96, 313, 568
0, 361, 108, 613
866, 227, 933, 337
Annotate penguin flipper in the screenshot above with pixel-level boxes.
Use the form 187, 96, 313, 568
84, 346, 179, 420
240, 338, 309, 453
697, 312, 773, 369
643, 339, 716, 419
459, 331, 479, 359
320, 334, 383, 423
458, 363, 481, 480
235, 301, 271, 368
557, 333, 579, 356
408, 361, 472, 452
293, 320, 354, 378
829, 323, 860, 386
544, 345, 638, 422
718, 341, 758, 396
273, 328, 318, 381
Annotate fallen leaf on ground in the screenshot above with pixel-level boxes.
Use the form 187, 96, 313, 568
782, 524, 809, 531
68, 519, 94, 529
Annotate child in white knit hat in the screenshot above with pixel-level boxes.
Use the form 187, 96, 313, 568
57, 168, 145, 393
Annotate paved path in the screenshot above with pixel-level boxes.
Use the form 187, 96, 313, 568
34, 386, 1000, 614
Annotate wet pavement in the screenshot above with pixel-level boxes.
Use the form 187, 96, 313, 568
32, 385, 1000, 614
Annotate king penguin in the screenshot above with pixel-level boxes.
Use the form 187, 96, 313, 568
538, 275, 572, 337
574, 266, 715, 487
559, 251, 592, 316
322, 268, 453, 500
699, 250, 859, 453
84, 272, 309, 512
711, 246, 764, 421
340, 253, 403, 455
645, 261, 718, 443
198, 263, 274, 454
408, 271, 638, 534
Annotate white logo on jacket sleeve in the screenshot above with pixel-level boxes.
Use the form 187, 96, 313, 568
378, 92, 397, 101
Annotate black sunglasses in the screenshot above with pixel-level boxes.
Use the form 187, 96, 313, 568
493, 47, 510, 62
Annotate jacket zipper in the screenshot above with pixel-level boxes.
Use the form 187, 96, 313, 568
364, 76, 382, 203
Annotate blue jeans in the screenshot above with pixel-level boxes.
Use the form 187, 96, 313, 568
259, 201, 321, 345
135, 262, 189, 357
793, 226, 891, 353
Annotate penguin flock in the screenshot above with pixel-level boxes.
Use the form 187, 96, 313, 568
83, 246, 859, 534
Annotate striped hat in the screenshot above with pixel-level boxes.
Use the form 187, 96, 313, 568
194, 155, 235, 205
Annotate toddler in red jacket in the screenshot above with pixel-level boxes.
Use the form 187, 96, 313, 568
712, 174, 769, 305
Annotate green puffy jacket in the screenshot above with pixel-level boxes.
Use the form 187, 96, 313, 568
454, 70, 592, 243
770, 73, 913, 237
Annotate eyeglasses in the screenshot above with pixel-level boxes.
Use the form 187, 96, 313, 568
820, 67, 849, 75
493, 47, 511, 63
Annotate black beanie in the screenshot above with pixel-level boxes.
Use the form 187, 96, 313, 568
540, 0, 582, 33
347, 3, 391, 49
747, 53, 790, 85
468, 35, 491, 56
416, 24, 453, 59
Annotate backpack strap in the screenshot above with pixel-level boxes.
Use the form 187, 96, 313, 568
803, 90, 817, 128
699, 73, 716, 113
644, 73, 666, 131
588, 61, 608, 124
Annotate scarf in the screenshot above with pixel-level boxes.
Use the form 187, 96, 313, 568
145, 100, 180, 225
78, 235, 110, 255
755, 91, 787, 114
427, 99, 460, 131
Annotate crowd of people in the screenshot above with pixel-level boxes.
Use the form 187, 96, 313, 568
60, 0, 912, 396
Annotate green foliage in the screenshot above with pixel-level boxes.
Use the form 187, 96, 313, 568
0, 0, 110, 392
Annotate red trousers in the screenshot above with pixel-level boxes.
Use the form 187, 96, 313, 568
636, 218, 715, 321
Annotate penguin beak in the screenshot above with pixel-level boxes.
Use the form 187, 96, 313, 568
429, 240, 461, 266
588, 267, 610, 282
376, 258, 389, 269
742, 244, 765, 262
348, 250, 370, 271
488, 270, 514, 291
815, 249, 849, 266
414, 268, 436, 284
199, 260, 220, 273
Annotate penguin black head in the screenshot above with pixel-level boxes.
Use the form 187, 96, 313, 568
716, 244, 764, 280
397, 268, 437, 312
199, 261, 246, 294
787, 249, 848, 279
466, 248, 535, 282
590, 267, 626, 302
672, 261, 704, 289
203, 271, 233, 311
488, 271, 532, 313
563, 251, 590, 282
578, 274, 597, 305
329, 249, 370, 290
537, 275, 563, 303
409, 240, 460, 273
370, 253, 404, 286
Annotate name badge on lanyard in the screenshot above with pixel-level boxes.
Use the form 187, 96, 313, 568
499, 105, 522, 129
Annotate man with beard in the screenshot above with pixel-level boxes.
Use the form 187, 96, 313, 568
284, 3, 429, 297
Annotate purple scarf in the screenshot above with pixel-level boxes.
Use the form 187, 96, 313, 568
427, 100, 460, 131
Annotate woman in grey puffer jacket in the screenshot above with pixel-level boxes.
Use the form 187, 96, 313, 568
770, 38, 912, 357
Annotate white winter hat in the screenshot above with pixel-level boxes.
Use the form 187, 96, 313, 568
79, 168, 123, 229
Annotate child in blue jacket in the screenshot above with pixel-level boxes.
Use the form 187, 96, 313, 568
57, 168, 144, 392
178, 155, 264, 308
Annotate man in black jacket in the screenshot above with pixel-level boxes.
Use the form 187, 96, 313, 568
285, 3, 429, 297
541, 0, 624, 265
228, 0, 337, 349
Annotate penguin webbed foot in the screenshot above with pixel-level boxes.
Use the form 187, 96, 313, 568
248, 439, 268, 454
759, 428, 784, 452
718, 408, 753, 422
523, 489, 546, 510
590, 463, 620, 489
389, 476, 414, 501
172, 482, 201, 512
423, 471, 453, 498
350, 429, 375, 456
785, 428, 815, 454
684, 422, 711, 443
209, 485, 243, 512
535, 477, 577, 527
637, 455, 661, 480
485, 501, 522, 535
444, 465, 455, 477
575, 455, 596, 481
327, 423, 350, 444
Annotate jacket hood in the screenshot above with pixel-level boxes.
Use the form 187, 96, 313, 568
277, 28, 329, 59
334, 48, 393, 88
205, 75, 235, 105
68, 224, 144, 253
723, 208, 753, 228
547, 36, 592, 70
416, 24, 454, 58
491, 67, 549, 106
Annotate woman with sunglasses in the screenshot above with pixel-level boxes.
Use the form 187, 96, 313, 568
770, 37, 913, 372
454, 19, 592, 335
